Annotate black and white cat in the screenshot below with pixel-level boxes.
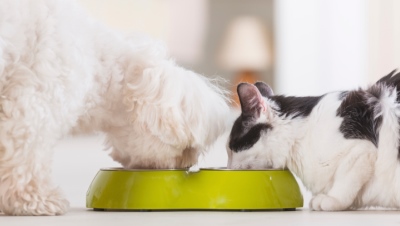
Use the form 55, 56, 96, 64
227, 70, 400, 211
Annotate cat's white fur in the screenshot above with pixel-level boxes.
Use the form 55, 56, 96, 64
0, 0, 229, 215
227, 84, 400, 211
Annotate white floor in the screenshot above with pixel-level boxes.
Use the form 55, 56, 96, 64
3, 135, 398, 225
3, 208, 400, 226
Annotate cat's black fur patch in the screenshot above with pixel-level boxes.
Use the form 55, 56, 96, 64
368, 84, 383, 100
229, 115, 272, 152
339, 91, 349, 100
229, 95, 322, 152
336, 89, 382, 147
269, 95, 323, 118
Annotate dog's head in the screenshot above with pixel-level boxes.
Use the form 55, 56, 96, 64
106, 56, 230, 169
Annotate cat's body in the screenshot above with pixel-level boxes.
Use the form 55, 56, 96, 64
227, 71, 400, 210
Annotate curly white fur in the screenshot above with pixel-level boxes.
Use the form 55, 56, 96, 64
0, 0, 229, 215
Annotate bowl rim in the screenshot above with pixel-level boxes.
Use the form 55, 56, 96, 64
99, 167, 287, 172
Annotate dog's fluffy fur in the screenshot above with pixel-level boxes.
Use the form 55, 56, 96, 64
0, 0, 229, 215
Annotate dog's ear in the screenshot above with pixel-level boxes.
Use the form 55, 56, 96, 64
237, 83, 267, 117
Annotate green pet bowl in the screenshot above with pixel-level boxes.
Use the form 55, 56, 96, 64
86, 168, 303, 211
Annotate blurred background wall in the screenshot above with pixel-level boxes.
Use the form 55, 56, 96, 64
276, 0, 400, 95
79, 0, 275, 105
78, 0, 400, 95
54, 0, 400, 207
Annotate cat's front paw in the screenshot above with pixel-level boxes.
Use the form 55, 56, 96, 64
310, 194, 346, 211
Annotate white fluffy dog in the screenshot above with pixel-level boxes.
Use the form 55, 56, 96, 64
0, 0, 229, 215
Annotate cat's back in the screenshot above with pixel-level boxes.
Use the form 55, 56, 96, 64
335, 72, 400, 148
336, 88, 382, 147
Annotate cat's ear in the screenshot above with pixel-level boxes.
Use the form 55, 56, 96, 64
254, 82, 274, 97
237, 83, 267, 117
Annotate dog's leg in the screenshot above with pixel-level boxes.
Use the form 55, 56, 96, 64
0, 94, 69, 215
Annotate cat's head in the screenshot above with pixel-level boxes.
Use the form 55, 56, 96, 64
227, 82, 287, 169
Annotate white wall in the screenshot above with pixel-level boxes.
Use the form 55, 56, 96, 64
367, 0, 400, 81
78, 0, 208, 65
274, 0, 368, 96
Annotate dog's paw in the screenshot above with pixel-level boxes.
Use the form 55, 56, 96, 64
187, 165, 200, 173
310, 194, 345, 211
1, 188, 69, 216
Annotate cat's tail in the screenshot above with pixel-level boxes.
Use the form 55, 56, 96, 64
376, 69, 400, 98
373, 80, 400, 173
